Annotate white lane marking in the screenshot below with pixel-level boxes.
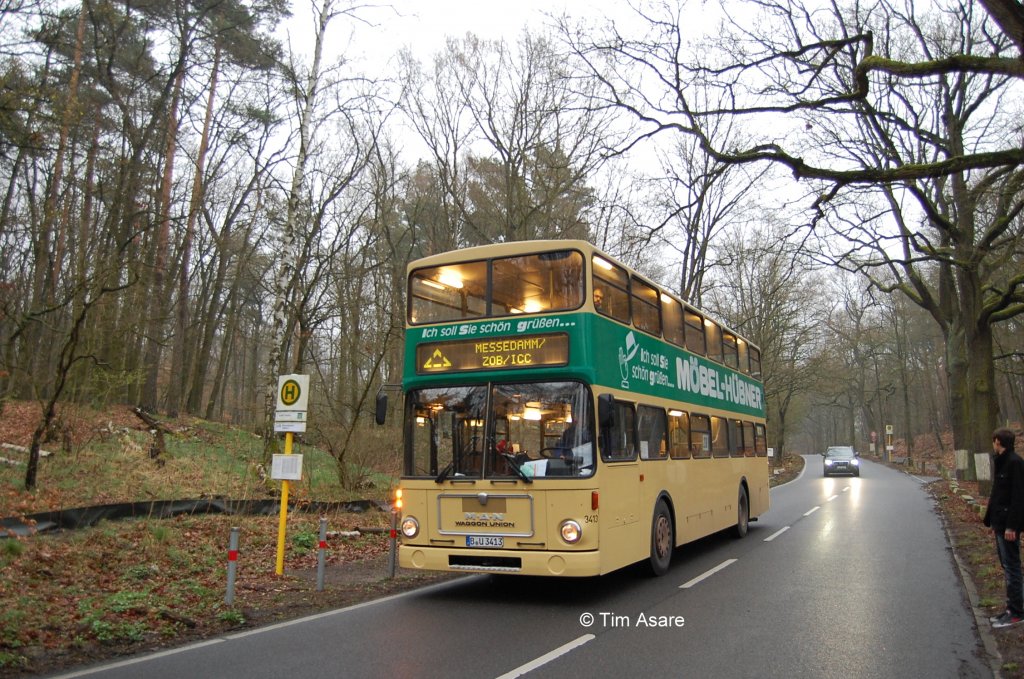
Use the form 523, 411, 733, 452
843, 486, 850, 492
225, 577, 465, 638
679, 558, 738, 589
495, 634, 596, 679
804, 506, 820, 516
52, 577, 468, 677
793, 457, 810, 483
764, 526, 790, 542
827, 494, 839, 502
48, 640, 226, 678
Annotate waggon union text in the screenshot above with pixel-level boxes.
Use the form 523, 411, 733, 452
457, 513, 514, 528
455, 520, 516, 527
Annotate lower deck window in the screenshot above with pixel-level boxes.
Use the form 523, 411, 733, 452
406, 381, 595, 479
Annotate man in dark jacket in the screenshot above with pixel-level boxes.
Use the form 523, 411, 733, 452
984, 428, 1024, 628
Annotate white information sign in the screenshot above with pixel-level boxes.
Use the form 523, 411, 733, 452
271, 454, 303, 480
274, 421, 307, 433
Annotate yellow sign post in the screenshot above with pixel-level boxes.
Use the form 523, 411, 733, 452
273, 374, 309, 576
275, 431, 294, 575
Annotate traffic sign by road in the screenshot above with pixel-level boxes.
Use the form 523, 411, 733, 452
276, 374, 309, 411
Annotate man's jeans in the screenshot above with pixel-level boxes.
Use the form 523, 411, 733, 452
995, 530, 1023, 616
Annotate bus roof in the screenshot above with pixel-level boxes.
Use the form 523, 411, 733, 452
407, 239, 599, 271
406, 239, 760, 357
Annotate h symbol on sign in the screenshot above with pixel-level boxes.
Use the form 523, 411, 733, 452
282, 381, 300, 405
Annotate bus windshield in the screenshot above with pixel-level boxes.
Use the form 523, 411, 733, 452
409, 249, 584, 324
407, 381, 594, 480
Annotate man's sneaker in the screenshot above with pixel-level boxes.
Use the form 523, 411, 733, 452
990, 610, 1011, 623
992, 611, 1024, 628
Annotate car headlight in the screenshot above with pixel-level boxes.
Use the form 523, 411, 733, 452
401, 516, 420, 538
824, 459, 833, 465
560, 520, 582, 544
851, 459, 860, 466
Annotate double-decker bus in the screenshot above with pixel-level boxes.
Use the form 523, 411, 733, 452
376, 240, 768, 577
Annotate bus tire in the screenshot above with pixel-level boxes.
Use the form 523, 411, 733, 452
733, 486, 749, 539
649, 499, 673, 576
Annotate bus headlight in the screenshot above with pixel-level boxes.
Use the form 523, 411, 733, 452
560, 520, 582, 544
401, 516, 420, 538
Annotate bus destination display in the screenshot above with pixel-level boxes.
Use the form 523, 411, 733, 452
417, 333, 569, 374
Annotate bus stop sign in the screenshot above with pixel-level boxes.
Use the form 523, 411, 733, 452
276, 374, 309, 412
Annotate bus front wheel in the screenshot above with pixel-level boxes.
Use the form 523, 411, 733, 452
733, 486, 749, 539
649, 499, 673, 576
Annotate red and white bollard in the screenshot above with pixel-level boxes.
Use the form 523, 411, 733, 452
316, 518, 327, 591
388, 508, 398, 579
225, 526, 240, 605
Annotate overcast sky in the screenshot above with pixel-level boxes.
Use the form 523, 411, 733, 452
281, 0, 621, 72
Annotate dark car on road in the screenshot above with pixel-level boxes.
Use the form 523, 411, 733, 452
823, 445, 860, 477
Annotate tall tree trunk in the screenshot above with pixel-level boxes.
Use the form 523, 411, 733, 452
140, 69, 184, 412
168, 42, 220, 416
263, 0, 332, 456
69, 120, 99, 403
49, 3, 89, 303
967, 321, 1000, 451
205, 270, 243, 420
25, 287, 99, 489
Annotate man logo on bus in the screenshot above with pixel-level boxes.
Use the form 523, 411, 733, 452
618, 331, 638, 388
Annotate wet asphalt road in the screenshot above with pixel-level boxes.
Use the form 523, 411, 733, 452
51, 456, 991, 679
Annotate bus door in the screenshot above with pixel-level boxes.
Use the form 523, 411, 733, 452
598, 398, 641, 559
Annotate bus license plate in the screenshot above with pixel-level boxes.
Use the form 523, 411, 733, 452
466, 535, 503, 548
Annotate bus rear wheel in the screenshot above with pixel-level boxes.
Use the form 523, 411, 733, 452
649, 499, 673, 576
733, 486, 749, 539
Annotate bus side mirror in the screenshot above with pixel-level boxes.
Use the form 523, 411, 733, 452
598, 393, 615, 428
375, 392, 388, 425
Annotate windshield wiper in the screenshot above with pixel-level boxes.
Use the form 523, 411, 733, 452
501, 454, 533, 484
435, 462, 454, 483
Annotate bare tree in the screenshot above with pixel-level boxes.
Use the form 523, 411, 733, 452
647, 129, 771, 307
568, 0, 1024, 457
400, 30, 622, 246
705, 220, 823, 462
262, 0, 386, 457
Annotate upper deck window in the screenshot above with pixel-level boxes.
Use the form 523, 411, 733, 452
631, 278, 662, 336
722, 331, 739, 370
684, 308, 706, 356
592, 255, 630, 323
492, 250, 584, 317
705, 320, 723, 364
663, 295, 685, 347
409, 260, 488, 324
748, 346, 762, 378
409, 250, 584, 324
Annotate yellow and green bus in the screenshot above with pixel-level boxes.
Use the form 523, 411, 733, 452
377, 240, 768, 577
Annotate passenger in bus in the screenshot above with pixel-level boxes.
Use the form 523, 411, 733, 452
593, 286, 606, 312
493, 439, 515, 473
554, 422, 594, 472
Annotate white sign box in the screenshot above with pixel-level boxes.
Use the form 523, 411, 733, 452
271, 454, 303, 481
